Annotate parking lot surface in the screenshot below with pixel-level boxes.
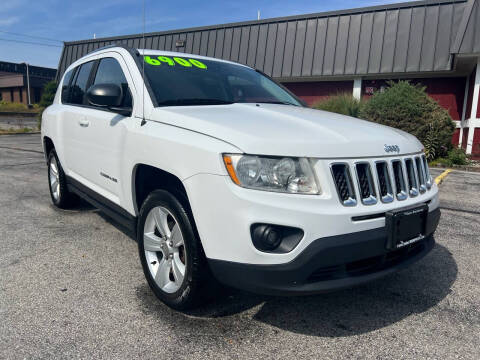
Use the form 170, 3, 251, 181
1, 134, 479, 359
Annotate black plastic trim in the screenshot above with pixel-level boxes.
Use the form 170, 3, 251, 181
66, 175, 137, 234
208, 208, 440, 296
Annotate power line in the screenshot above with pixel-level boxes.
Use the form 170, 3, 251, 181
0, 38, 62, 48
0, 30, 63, 43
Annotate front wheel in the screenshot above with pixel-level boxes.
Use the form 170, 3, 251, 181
137, 190, 213, 310
47, 149, 76, 209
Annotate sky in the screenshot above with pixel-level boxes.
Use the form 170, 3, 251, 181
0, 0, 411, 69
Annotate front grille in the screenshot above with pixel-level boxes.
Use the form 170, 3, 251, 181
355, 163, 377, 205
331, 164, 356, 206
331, 155, 431, 206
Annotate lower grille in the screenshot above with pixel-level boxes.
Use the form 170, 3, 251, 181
308, 239, 426, 282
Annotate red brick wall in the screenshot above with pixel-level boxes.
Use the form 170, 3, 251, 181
282, 81, 354, 106
451, 128, 460, 146
465, 68, 476, 119
462, 128, 469, 150
472, 128, 480, 159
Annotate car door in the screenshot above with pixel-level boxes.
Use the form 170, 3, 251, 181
60, 60, 96, 181
71, 54, 135, 205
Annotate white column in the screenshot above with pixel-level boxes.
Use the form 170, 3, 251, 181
458, 76, 470, 148
466, 58, 480, 154
353, 78, 362, 100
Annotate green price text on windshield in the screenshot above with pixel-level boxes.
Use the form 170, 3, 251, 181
144, 56, 207, 69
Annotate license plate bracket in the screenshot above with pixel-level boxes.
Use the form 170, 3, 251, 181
385, 204, 428, 250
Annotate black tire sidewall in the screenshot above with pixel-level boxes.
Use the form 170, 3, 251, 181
47, 149, 70, 208
137, 190, 203, 309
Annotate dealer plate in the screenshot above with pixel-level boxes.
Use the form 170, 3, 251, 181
385, 204, 428, 250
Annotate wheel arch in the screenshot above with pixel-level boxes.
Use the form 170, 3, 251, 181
132, 163, 190, 216
43, 136, 55, 162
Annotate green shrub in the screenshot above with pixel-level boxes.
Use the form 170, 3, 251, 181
359, 81, 455, 160
429, 158, 452, 167
0, 101, 36, 112
447, 148, 469, 165
312, 93, 363, 118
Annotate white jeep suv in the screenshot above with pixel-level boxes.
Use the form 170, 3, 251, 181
42, 46, 440, 310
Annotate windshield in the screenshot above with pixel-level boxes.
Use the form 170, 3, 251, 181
142, 54, 303, 107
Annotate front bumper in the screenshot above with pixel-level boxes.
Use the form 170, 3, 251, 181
208, 208, 440, 296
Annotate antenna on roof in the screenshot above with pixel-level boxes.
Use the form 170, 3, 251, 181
141, 0, 146, 126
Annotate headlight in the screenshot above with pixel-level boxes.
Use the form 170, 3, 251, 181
223, 154, 320, 194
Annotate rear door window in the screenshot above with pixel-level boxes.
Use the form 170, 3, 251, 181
93, 57, 132, 107
70, 61, 94, 105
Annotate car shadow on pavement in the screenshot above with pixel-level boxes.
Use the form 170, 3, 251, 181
135, 241, 457, 338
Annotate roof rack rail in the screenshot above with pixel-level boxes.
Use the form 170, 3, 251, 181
87, 44, 138, 56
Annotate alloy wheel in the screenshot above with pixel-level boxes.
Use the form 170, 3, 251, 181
143, 206, 186, 293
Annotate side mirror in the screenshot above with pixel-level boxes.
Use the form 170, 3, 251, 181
86, 84, 132, 116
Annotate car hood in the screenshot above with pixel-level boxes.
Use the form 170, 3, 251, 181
148, 103, 423, 158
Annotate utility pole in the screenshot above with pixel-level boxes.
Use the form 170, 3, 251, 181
25, 62, 31, 107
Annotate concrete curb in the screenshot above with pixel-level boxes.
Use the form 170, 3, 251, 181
0, 131, 40, 136
435, 169, 452, 185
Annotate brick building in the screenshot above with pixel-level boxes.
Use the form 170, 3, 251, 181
0, 61, 56, 105
56, 0, 480, 157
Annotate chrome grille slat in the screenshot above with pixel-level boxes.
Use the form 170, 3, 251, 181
331, 163, 357, 207
415, 156, 427, 193
392, 160, 408, 201
405, 158, 419, 197
355, 162, 377, 205
422, 155, 432, 189
375, 161, 394, 203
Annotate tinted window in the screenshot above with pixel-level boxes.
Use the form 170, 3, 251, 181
70, 61, 94, 105
61, 69, 74, 103
142, 55, 302, 107
93, 58, 132, 107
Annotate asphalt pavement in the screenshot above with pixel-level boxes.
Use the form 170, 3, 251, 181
1, 134, 479, 359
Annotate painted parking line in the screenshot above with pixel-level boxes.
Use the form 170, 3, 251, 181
435, 169, 452, 185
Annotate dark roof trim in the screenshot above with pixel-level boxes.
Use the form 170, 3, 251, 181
452, 0, 476, 52
64, 0, 467, 45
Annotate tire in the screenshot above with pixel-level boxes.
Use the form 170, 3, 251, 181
47, 149, 76, 209
137, 190, 214, 310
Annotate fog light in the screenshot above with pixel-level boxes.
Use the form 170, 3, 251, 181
250, 224, 304, 253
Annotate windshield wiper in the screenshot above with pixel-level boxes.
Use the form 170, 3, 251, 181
157, 98, 234, 106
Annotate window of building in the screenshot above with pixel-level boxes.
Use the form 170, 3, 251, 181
69, 61, 94, 105
93, 58, 132, 107
19, 88, 23, 103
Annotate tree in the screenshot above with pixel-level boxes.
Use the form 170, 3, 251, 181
38, 80, 57, 129
39, 80, 57, 108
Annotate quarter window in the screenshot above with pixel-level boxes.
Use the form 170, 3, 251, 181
70, 61, 94, 105
93, 58, 132, 107
61, 69, 74, 103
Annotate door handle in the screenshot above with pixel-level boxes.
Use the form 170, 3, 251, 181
78, 119, 90, 127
